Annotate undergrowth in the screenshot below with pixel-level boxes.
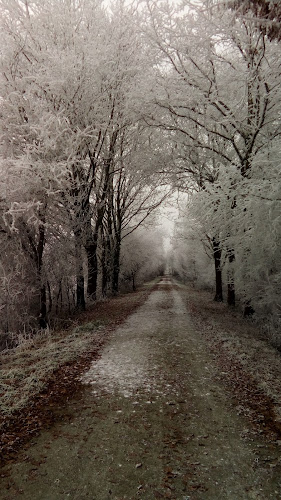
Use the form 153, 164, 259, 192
183, 284, 281, 424
0, 321, 106, 421
0, 279, 158, 427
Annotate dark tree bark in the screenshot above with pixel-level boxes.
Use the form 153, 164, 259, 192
76, 273, 85, 311
39, 283, 48, 328
227, 252, 236, 306
244, 300, 255, 317
86, 240, 98, 300
37, 217, 48, 325
100, 228, 108, 298
212, 237, 223, 302
47, 281, 52, 314
55, 281, 62, 315
112, 233, 121, 295
86, 132, 118, 299
74, 231, 85, 311
226, 0, 281, 41
86, 198, 109, 300
99, 223, 111, 297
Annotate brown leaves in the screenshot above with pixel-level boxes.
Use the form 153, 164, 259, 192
0, 287, 153, 467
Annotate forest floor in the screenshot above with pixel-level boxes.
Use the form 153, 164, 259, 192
1, 277, 281, 499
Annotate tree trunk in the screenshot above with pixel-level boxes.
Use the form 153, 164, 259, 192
227, 252, 235, 306
86, 131, 118, 299
37, 215, 48, 327
212, 237, 223, 302
86, 241, 98, 300
75, 232, 85, 311
227, 280, 235, 306
76, 273, 85, 311
86, 202, 108, 300
47, 281, 52, 314
112, 235, 121, 295
101, 240, 108, 297
244, 300, 255, 317
39, 283, 47, 327
55, 281, 62, 315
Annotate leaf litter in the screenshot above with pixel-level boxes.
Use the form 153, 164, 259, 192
1, 278, 281, 498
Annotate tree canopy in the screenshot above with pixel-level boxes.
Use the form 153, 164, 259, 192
0, 0, 280, 340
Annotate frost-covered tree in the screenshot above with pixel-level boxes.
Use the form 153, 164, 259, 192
143, 0, 281, 314
0, 0, 168, 334
171, 211, 214, 290
100, 125, 171, 296
224, 0, 281, 40
120, 227, 165, 291
0, 0, 111, 314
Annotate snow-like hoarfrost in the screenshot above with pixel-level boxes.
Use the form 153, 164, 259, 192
83, 284, 189, 397
83, 337, 151, 397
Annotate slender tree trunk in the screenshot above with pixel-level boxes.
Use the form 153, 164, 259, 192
86, 194, 109, 300
86, 240, 98, 300
76, 273, 85, 311
37, 214, 48, 327
75, 231, 85, 311
227, 252, 235, 306
227, 196, 236, 307
100, 222, 113, 297
39, 284, 47, 325
84, 211, 99, 300
66, 281, 71, 314
47, 281, 52, 314
86, 131, 118, 299
244, 300, 255, 317
112, 234, 121, 295
212, 237, 223, 302
100, 234, 108, 297
55, 281, 62, 315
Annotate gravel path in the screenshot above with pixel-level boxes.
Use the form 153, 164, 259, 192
1, 278, 280, 499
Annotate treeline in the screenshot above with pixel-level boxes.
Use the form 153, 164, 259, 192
142, 0, 281, 329
0, 0, 280, 343
0, 0, 167, 340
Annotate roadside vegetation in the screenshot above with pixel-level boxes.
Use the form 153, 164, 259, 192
0, 280, 157, 463
183, 282, 281, 436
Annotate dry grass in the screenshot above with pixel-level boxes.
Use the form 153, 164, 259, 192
0, 280, 158, 427
0, 321, 104, 420
183, 284, 281, 426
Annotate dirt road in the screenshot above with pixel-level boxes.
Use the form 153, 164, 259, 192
1, 278, 281, 499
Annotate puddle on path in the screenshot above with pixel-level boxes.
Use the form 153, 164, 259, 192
1, 279, 281, 499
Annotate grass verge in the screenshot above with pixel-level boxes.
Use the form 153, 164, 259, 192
0, 280, 158, 465
183, 283, 281, 439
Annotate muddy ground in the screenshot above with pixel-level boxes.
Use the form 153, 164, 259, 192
1, 277, 281, 499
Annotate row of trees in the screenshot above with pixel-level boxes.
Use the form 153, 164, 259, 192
142, 0, 280, 322
0, 0, 168, 336
0, 0, 280, 338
